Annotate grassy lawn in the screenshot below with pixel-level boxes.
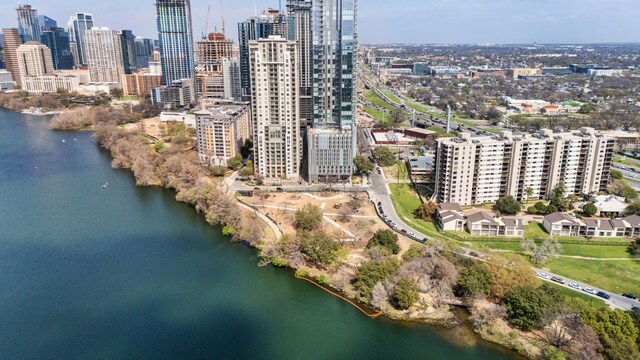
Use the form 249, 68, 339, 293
383, 161, 409, 180
559, 244, 633, 258
381, 89, 400, 104
363, 105, 385, 121
388, 183, 444, 239
365, 90, 396, 111
524, 222, 549, 238
427, 126, 455, 137
545, 258, 640, 295
543, 282, 607, 308
614, 155, 640, 169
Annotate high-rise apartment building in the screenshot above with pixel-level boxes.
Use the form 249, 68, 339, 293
2, 28, 23, 88
194, 32, 234, 99
155, 0, 195, 85
83, 28, 125, 84
17, 41, 54, 78
16, 5, 40, 43
434, 129, 616, 206
249, 36, 300, 180
40, 27, 74, 70
67, 13, 94, 66
222, 57, 241, 101
195, 104, 251, 166
287, 0, 313, 129
134, 38, 154, 68
121, 69, 163, 97
120, 30, 137, 74
307, 0, 358, 183
238, 9, 287, 101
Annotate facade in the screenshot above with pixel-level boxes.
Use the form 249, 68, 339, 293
40, 27, 74, 70
222, 57, 241, 101
508, 68, 542, 79
120, 30, 137, 74
195, 105, 251, 166
67, 13, 94, 66
249, 36, 300, 180
121, 69, 163, 96
135, 38, 154, 68
151, 78, 194, 109
287, 0, 313, 129
3, 28, 23, 88
238, 9, 287, 101
543, 213, 640, 238
195, 32, 233, 73
156, 0, 195, 85
22, 73, 80, 94
435, 203, 465, 231
194, 72, 224, 98
307, 0, 358, 183
17, 41, 55, 79
37, 15, 57, 29
465, 212, 524, 237
434, 128, 616, 206
17, 5, 41, 43
0, 69, 16, 90
84, 28, 125, 84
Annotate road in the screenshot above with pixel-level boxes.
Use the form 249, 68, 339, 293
367, 170, 639, 311
533, 267, 639, 310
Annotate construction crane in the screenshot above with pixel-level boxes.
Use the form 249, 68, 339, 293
201, 4, 211, 40
220, 0, 226, 36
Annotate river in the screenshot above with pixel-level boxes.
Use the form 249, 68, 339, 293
0, 109, 518, 359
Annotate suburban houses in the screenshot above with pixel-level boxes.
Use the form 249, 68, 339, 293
543, 213, 640, 238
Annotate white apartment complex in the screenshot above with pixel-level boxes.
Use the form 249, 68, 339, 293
435, 128, 615, 205
195, 105, 251, 166
249, 36, 300, 180
83, 27, 125, 84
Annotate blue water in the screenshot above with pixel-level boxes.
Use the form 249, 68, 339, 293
0, 109, 517, 359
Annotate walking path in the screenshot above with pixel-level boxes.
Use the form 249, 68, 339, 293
488, 249, 640, 261
236, 202, 283, 241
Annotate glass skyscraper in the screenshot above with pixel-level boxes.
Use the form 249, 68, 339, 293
40, 27, 74, 70
155, 0, 195, 85
67, 13, 94, 66
16, 5, 41, 43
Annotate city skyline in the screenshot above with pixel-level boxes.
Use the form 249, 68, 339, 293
0, 0, 638, 44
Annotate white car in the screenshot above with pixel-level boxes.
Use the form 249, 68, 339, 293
569, 282, 582, 290
536, 272, 549, 279
583, 287, 597, 295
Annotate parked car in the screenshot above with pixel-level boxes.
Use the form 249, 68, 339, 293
569, 282, 582, 290
583, 287, 597, 295
400, 229, 407, 234
536, 272, 550, 279
622, 293, 638, 300
597, 291, 611, 300
407, 232, 416, 238
377, 201, 382, 206
551, 276, 565, 284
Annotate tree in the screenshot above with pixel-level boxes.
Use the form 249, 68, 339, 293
610, 169, 623, 180
294, 203, 324, 231
109, 87, 123, 98
494, 195, 522, 215
210, 166, 226, 177
486, 106, 503, 121
299, 230, 342, 266
227, 154, 243, 170
392, 278, 419, 310
621, 184, 638, 201
389, 108, 404, 124
372, 146, 397, 167
413, 201, 438, 220
550, 184, 567, 210
503, 284, 562, 330
354, 258, 400, 300
240, 138, 253, 159
524, 186, 534, 203
458, 263, 492, 299
582, 203, 598, 217
623, 202, 640, 216
367, 229, 400, 254
238, 160, 254, 177
353, 155, 375, 174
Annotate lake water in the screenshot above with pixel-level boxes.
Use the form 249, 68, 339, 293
0, 109, 518, 359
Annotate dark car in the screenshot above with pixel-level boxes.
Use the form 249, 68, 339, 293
622, 293, 637, 300
377, 201, 382, 206
597, 291, 611, 300
400, 229, 407, 234
551, 276, 565, 284
276, 187, 284, 192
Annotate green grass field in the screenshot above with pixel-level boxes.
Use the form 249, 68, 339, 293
427, 126, 455, 137
365, 90, 396, 111
381, 89, 401, 104
388, 183, 443, 239
546, 258, 640, 295
363, 105, 385, 121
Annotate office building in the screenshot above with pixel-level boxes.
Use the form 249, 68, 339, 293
40, 27, 74, 70
120, 30, 137, 74
434, 128, 615, 206
222, 57, 241, 101
148, 50, 162, 75
121, 69, 163, 96
238, 8, 287, 101
2, 28, 22, 87
37, 15, 57, 29
195, 104, 251, 166
508, 68, 541, 79
151, 78, 194, 109
426, 65, 461, 76
0, 69, 16, 90
67, 13, 94, 66
287, 0, 313, 128
22, 72, 81, 94
249, 36, 300, 180
413, 62, 429, 75
135, 37, 154, 68
17, 4, 40, 42
156, 0, 195, 85
83, 28, 125, 84
307, 0, 358, 183
17, 41, 54, 79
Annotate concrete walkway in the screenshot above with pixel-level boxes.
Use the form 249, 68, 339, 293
237, 202, 283, 241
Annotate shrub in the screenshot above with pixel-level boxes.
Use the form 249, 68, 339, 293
295, 268, 309, 277
354, 258, 400, 299
392, 277, 419, 310
367, 229, 400, 254
582, 202, 597, 217
294, 204, 324, 231
299, 230, 341, 266
494, 196, 521, 215
458, 263, 492, 299
503, 284, 562, 330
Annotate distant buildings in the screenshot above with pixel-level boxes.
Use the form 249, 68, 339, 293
249, 36, 300, 180
155, 0, 195, 85
222, 58, 241, 101
16, 41, 54, 79
121, 69, 162, 97
286, 0, 313, 129
83, 28, 125, 84
508, 68, 541, 79
40, 27, 74, 70
16, 4, 40, 42
2, 28, 22, 87
434, 128, 615, 206
0, 69, 15, 90
195, 104, 251, 166
151, 78, 194, 109
67, 13, 94, 66
194, 32, 234, 99
120, 30, 137, 74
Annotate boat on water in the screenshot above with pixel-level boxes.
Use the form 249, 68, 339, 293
102, 181, 109, 189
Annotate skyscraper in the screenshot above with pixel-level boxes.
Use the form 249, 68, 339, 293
120, 30, 137, 74
16, 5, 40, 43
2, 28, 23, 88
222, 57, 241, 101
40, 27, 74, 70
67, 13, 94, 66
307, 0, 358, 184
155, 0, 195, 85
37, 15, 57, 29
16, 41, 54, 78
249, 36, 300, 180
287, 0, 313, 129
238, 9, 287, 101
84, 27, 125, 84
134, 38, 154, 68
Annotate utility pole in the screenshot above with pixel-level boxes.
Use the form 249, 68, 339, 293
446, 105, 451, 134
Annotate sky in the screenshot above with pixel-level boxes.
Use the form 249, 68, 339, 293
1, 0, 639, 44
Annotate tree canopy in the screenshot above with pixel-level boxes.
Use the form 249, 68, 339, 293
372, 147, 397, 167
294, 203, 324, 231
353, 155, 375, 174
393, 278, 419, 310
354, 258, 400, 300
367, 229, 400, 254
299, 230, 342, 266
494, 196, 521, 215
503, 284, 562, 330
